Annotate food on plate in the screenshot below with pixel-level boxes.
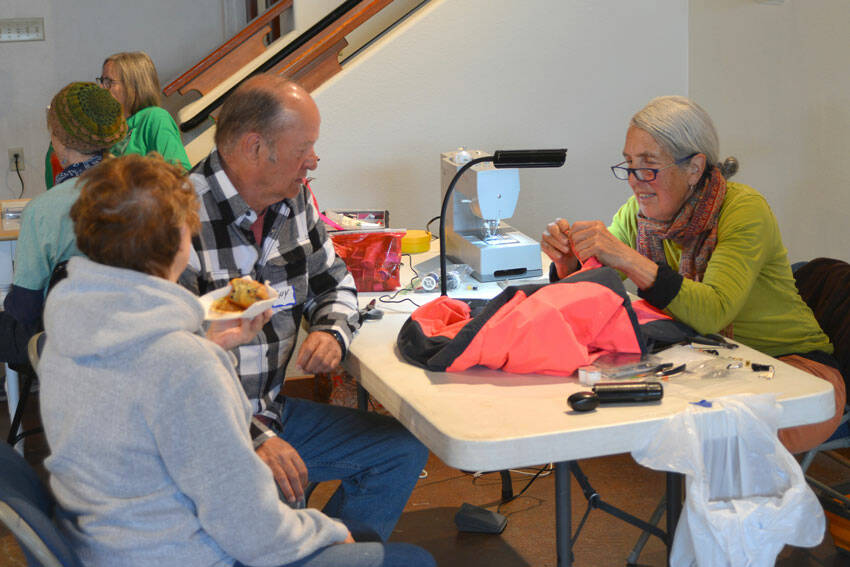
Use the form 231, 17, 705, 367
211, 277, 270, 313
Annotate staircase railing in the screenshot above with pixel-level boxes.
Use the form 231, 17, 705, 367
163, 0, 293, 99
166, 0, 398, 133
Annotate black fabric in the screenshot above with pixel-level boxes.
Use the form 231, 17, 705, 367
0, 311, 33, 365
786, 350, 840, 370
3, 285, 44, 337
637, 262, 683, 309
548, 261, 560, 283
0, 261, 70, 364
47, 260, 69, 294
640, 319, 698, 354
793, 257, 850, 388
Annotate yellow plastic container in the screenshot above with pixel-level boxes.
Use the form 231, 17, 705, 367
401, 230, 431, 254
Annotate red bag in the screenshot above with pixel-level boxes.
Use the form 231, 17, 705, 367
330, 230, 406, 292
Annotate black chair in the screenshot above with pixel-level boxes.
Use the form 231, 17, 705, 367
792, 259, 850, 502
6, 363, 41, 446
0, 440, 82, 566
5, 261, 68, 447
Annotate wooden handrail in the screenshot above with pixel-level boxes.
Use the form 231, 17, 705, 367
163, 0, 293, 96
270, 0, 391, 80
178, 0, 395, 131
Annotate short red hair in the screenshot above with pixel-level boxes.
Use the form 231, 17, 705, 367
71, 154, 199, 278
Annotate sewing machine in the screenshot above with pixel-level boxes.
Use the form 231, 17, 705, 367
441, 148, 543, 282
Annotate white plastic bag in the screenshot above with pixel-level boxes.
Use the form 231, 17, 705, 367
632, 394, 824, 567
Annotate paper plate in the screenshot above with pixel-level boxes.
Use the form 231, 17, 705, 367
200, 280, 279, 321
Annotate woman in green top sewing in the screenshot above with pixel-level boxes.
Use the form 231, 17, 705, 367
46, 51, 190, 187
541, 95, 843, 454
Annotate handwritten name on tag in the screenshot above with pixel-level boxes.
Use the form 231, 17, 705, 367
271, 284, 296, 310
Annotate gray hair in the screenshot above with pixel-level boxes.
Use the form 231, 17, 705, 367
214, 76, 296, 153
631, 95, 738, 179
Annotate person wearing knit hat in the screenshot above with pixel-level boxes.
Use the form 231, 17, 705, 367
46, 82, 126, 185
0, 83, 129, 364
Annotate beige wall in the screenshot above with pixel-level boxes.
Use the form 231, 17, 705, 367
312, 0, 689, 243
690, 0, 850, 262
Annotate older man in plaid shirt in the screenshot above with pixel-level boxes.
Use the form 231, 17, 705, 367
179, 75, 427, 541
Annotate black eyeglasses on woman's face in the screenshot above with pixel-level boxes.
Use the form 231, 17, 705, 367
611, 153, 697, 182
95, 76, 119, 89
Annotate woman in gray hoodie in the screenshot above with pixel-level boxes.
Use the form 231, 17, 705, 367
38, 154, 434, 567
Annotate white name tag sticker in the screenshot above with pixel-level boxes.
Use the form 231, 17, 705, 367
271, 284, 296, 310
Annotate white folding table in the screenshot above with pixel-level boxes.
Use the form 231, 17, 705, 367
342, 247, 835, 565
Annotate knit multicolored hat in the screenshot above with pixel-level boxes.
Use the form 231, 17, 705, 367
47, 82, 127, 154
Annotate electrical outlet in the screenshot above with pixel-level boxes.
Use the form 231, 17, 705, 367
8, 148, 24, 172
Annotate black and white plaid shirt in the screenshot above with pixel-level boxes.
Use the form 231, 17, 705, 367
180, 149, 359, 445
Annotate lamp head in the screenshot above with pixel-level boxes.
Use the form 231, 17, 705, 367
492, 149, 567, 169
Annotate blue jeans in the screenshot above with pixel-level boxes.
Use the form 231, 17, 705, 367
278, 397, 429, 541
237, 542, 435, 567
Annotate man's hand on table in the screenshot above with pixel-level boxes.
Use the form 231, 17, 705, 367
255, 436, 309, 504
296, 331, 342, 374
206, 310, 272, 351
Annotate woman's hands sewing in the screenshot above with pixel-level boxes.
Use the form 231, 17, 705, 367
541, 218, 580, 279
542, 218, 660, 289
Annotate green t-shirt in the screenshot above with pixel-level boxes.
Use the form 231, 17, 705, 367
608, 182, 832, 357
14, 176, 83, 293
111, 106, 190, 171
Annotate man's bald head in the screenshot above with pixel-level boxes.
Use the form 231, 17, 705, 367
214, 75, 316, 155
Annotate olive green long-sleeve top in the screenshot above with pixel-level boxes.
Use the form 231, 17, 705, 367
609, 182, 831, 357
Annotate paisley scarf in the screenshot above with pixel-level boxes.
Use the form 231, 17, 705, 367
636, 167, 726, 282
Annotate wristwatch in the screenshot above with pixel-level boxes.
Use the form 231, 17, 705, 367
322, 329, 347, 359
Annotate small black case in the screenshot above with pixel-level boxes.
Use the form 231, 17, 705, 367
592, 381, 663, 403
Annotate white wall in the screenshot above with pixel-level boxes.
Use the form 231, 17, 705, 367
311, 0, 689, 245
0, 0, 227, 199
690, 0, 850, 263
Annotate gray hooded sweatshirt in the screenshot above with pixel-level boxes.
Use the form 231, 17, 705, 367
40, 256, 348, 567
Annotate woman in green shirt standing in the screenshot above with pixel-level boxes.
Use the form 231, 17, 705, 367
97, 51, 190, 171
541, 95, 843, 454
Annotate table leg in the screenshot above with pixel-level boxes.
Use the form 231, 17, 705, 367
665, 471, 684, 563
356, 383, 368, 412
555, 461, 572, 567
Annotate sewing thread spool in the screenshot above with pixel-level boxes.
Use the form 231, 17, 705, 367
420, 271, 460, 291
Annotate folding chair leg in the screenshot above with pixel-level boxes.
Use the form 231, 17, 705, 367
7, 371, 33, 446
627, 496, 666, 566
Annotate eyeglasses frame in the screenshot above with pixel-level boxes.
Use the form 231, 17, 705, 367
95, 76, 119, 89
611, 153, 698, 182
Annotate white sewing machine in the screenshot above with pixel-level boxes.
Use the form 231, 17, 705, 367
441, 148, 543, 282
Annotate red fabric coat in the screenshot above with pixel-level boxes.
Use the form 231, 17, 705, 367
397, 265, 679, 376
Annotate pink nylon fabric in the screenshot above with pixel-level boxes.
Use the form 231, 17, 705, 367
630, 298, 672, 325
445, 282, 642, 375
410, 295, 472, 339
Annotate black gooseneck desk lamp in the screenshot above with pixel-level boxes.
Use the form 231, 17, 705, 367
438, 149, 568, 295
